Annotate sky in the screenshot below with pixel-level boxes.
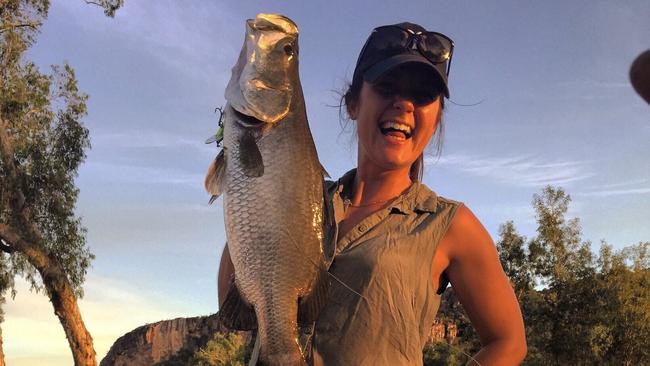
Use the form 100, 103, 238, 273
4, 0, 650, 364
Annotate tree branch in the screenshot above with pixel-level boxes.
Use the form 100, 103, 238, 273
0, 238, 13, 253
0, 21, 41, 34
0, 224, 26, 255
84, 0, 122, 17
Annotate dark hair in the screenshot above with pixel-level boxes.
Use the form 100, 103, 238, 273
340, 76, 446, 182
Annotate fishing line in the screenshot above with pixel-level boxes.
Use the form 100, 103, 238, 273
280, 228, 366, 301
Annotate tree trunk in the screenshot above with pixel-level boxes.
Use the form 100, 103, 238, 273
0, 226, 97, 365
38, 253, 97, 366
0, 325, 5, 366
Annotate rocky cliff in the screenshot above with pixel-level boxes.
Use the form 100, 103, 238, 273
101, 302, 461, 365
100, 313, 242, 366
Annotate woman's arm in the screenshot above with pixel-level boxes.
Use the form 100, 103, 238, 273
218, 243, 235, 307
438, 205, 527, 365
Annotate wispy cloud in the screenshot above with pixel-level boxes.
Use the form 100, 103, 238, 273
82, 161, 206, 188
579, 178, 650, 197
59, 1, 240, 82
586, 178, 649, 190
578, 187, 650, 197
91, 130, 212, 150
429, 153, 594, 187
4, 276, 200, 365
550, 78, 634, 100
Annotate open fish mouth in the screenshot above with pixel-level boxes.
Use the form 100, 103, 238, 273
231, 106, 265, 128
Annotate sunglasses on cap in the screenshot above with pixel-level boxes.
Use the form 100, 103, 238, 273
354, 24, 454, 88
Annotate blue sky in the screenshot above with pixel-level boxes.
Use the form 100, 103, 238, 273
4, 1, 650, 364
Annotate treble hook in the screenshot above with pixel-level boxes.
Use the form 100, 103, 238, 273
215, 106, 225, 127
205, 106, 225, 146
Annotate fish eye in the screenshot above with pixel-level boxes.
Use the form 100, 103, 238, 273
283, 44, 294, 56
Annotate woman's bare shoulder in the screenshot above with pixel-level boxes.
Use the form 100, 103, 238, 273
438, 203, 495, 262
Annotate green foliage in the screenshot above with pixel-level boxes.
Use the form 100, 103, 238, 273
495, 186, 649, 365
497, 221, 533, 295
186, 332, 248, 366
442, 186, 649, 365
1, 6, 90, 299
422, 341, 465, 366
0, 0, 122, 303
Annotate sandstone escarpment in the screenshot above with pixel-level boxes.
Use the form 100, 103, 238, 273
100, 314, 243, 366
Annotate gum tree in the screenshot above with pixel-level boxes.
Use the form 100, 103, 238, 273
0, 0, 121, 364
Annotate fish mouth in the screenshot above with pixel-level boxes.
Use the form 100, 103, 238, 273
249, 14, 298, 35
231, 106, 265, 128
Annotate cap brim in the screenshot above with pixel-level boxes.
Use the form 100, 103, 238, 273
362, 54, 449, 98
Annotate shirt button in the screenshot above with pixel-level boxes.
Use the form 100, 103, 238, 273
358, 225, 366, 232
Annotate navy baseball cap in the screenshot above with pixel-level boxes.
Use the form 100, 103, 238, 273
352, 22, 454, 98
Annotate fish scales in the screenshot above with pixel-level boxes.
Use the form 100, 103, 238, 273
206, 13, 331, 366
224, 102, 324, 358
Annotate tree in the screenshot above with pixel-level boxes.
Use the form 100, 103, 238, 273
183, 332, 249, 366
0, 1, 122, 364
496, 221, 532, 297
599, 241, 650, 365
489, 187, 650, 365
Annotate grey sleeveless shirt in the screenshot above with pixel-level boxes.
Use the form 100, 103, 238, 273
312, 170, 461, 366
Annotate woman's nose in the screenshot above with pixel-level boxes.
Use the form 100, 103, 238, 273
392, 96, 415, 113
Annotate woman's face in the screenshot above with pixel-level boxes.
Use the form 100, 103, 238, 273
349, 64, 442, 174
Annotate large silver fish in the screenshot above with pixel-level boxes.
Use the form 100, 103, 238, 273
205, 14, 333, 366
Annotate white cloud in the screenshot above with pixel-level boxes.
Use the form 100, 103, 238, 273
4, 276, 204, 365
429, 153, 594, 187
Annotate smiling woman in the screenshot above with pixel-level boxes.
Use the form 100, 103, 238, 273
308, 22, 528, 365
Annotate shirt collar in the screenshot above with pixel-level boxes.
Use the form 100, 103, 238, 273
334, 169, 439, 215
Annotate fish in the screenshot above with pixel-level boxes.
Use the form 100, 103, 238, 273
205, 13, 334, 366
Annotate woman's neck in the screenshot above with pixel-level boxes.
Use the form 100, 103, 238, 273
348, 165, 413, 206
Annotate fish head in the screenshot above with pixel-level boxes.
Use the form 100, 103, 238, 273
225, 14, 299, 125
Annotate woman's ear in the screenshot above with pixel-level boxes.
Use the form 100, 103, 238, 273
345, 94, 358, 120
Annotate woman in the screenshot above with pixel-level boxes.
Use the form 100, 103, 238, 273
220, 22, 527, 365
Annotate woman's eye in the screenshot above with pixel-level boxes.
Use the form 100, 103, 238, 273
413, 92, 437, 105
373, 84, 393, 97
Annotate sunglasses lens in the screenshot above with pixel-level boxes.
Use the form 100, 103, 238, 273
363, 27, 410, 64
418, 33, 452, 64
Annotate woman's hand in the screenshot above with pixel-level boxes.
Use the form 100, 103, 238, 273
436, 205, 527, 365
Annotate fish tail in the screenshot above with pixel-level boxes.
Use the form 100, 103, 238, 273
255, 305, 306, 366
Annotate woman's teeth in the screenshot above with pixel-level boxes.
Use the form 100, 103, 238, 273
379, 121, 412, 138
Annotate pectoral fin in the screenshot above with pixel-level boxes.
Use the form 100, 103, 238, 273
238, 131, 264, 177
322, 179, 336, 265
217, 279, 258, 330
204, 149, 226, 204
298, 263, 330, 327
